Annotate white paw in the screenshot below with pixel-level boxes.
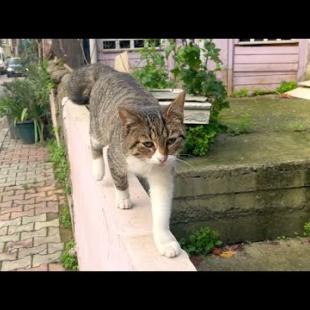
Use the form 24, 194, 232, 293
92, 158, 104, 181
154, 232, 181, 258
117, 198, 133, 209
115, 188, 133, 209
158, 241, 181, 258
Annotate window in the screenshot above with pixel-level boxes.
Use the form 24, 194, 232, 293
238, 38, 296, 45
134, 40, 144, 48
103, 40, 116, 49
101, 39, 161, 51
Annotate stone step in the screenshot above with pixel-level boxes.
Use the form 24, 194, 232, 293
166, 130, 310, 245
298, 80, 310, 88
285, 87, 310, 100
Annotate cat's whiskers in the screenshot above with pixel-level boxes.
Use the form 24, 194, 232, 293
175, 157, 194, 168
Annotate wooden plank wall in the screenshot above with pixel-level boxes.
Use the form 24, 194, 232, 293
233, 44, 299, 92
97, 50, 144, 69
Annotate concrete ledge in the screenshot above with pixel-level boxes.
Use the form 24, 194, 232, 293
62, 97, 196, 271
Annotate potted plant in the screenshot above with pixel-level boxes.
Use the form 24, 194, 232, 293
0, 60, 53, 144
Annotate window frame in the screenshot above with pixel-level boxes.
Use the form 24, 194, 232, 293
235, 38, 298, 46
99, 39, 162, 53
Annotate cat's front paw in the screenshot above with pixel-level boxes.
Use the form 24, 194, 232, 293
154, 232, 181, 258
115, 188, 133, 210
92, 158, 105, 181
117, 198, 133, 209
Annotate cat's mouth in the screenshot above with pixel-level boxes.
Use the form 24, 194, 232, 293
148, 155, 176, 166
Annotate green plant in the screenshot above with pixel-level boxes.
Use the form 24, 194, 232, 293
180, 227, 222, 256
133, 40, 174, 89
232, 88, 249, 97
167, 40, 229, 156
182, 122, 224, 156
304, 222, 310, 237
48, 140, 71, 195
0, 59, 53, 143
276, 81, 297, 94
61, 240, 78, 271
170, 39, 229, 122
60, 204, 72, 229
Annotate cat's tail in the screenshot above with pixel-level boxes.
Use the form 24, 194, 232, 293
65, 77, 90, 105
65, 66, 94, 105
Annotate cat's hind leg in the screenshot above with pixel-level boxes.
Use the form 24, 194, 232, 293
107, 146, 133, 209
90, 136, 105, 181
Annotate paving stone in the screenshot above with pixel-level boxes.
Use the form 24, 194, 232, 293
1, 256, 31, 271
32, 251, 62, 267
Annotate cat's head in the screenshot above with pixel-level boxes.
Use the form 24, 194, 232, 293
118, 91, 186, 165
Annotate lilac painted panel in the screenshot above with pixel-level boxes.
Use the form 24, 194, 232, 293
235, 54, 298, 64
235, 45, 298, 55
234, 71, 299, 77
234, 74, 296, 85
213, 39, 229, 67
297, 39, 309, 80
234, 63, 298, 72
98, 50, 143, 69
234, 84, 281, 92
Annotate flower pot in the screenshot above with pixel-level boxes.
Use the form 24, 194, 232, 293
15, 120, 35, 144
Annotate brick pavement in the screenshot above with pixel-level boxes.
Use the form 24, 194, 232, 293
0, 126, 66, 271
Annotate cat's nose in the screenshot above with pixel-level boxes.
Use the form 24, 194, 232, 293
157, 155, 168, 163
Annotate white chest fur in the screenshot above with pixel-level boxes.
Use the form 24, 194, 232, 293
126, 155, 176, 177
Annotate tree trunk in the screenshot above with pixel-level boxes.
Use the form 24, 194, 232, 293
50, 39, 85, 69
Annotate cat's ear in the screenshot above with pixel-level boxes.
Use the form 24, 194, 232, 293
163, 90, 186, 120
118, 105, 140, 127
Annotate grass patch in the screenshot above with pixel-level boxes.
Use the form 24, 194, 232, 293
276, 81, 297, 94
225, 112, 253, 135
61, 240, 78, 271
304, 222, 310, 237
232, 88, 249, 98
60, 204, 72, 229
47, 140, 71, 195
180, 227, 222, 256
287, 121, 306, 132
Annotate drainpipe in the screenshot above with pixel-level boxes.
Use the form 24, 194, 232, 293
89, 39, 97, 64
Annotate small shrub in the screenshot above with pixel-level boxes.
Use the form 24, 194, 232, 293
60, 204, 72, 229
182, 121, 224, 157
132, 40, 174, 89
276, 81, 297, 94
232, 88, 249, 97
180, 227, 222, 256
304, 222, 310, 237
61, 240, 78, 271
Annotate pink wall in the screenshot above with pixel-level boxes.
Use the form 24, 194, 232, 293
62, 97, 196, 271
232, 43, 299, 92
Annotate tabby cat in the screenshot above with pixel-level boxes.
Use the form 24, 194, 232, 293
66, 63, 186, 258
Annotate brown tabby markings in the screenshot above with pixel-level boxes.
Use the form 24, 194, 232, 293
66, 63, 185, 192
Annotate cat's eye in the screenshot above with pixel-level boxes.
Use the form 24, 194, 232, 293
143, 141, 154, 148
167, 138, 177, 145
